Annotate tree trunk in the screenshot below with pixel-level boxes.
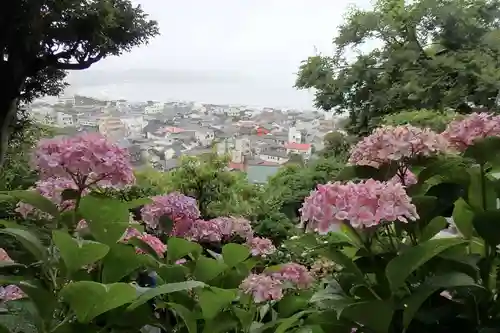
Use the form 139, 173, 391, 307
0, 90, 20, 170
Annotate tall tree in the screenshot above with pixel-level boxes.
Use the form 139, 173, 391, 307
296, 0, 500, 135
0, 0, 159, 165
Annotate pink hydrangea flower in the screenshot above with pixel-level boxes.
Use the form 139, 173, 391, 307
247, 237, 276, 257
389, 170, 418, 187
271, 263, 314, 289
15, 177, 87, 218
300, 179, 419, 232
175, 259, 187, 265
136, 234, 167, 258
349, 125, 448, 167
141, 193, 200, 236
121, 227, 142, 242
212, 216, 254, 241
33, 132, 135, 189
187, 219, 222, 242
442, 112, 500, 151
0, 285, 25, 302
0, 248, 12, 263
239, 274, 283, 303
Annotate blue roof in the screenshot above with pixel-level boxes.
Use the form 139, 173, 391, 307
246, 165, 280, 184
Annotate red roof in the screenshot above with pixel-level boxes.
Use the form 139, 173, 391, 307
228, 162, 245, 171
284, 142, 311, 150
157, 126, 185, 134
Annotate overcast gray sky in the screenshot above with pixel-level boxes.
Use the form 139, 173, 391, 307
67, 0, 372, 108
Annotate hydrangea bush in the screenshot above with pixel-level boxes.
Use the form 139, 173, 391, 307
0, 132, 313, 333
282, 112, 500, 332
4, 112, 500, 333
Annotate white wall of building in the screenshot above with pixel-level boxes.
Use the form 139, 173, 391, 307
288, 127, 302, 143
144, 102, 164, 115
56, 112, 74, 127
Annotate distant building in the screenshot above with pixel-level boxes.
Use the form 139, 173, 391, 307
144, 102, 164, 115
56, 111, 74, 127
98, 116, 128, 142
288, 127, 302, 143
284, 142, 312, 159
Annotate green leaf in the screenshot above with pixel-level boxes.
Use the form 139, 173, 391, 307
167, 238, 202, 262
411, 196, 437, 222
60, 281, 137, 323
127, 281, 205, 310
0, 228, 46, 261
322, 248, 365, 284
452, 198, 475, 239
472, 209, 500, 246
79, 196, 130, 245
8, 190, 60, 218
386, 238, 467, 292
420, 216, 448, 242
336, 164, 397, 182
464, 136, 500, 165
165, 303, 197, 333
342, 300, 393, 333
222, 243, 250, 268
468, 167, 498, 212
197, 287, 237, 320
193, 257, 228, 282
127, 237, 161, 260
17, 280, 57, 322
277, 292, 313, 318
402, 273, 480, 328
157, 264, 189, 283
159, 215, 174, 235
275, 310, 313, 333
52, 230, 109, 273
101, 244, 145, 283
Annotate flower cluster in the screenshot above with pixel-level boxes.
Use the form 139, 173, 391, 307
186, 219, 223, 243
0, 285, 25, 302
239, 263, 313, 303
33, 132, 135, 189
213, 216, 254, 241
349, 125, 448, 167
239, 274, 283, 303
310, 257, 337, 279
442, 112, 500, 151
388, 169, 418, 187
271, 263, 314, 289
16, 177, 88, 218
247, 237, 276, 257
136, 234, 167, 257
141, 193, 200, 236
0, 248, 12, 263
300, 179, 419, 232
0, 249, 24, 302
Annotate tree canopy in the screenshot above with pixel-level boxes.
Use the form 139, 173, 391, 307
381, 109, 463, 132
296, 0, 500, 135
0, 0, 159, 165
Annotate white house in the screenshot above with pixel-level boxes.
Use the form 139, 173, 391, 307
226, 107, 241, 117
56, 111, 74, 127
216, 137, 250, 163
195, 129, 215, 147
284, 142, 312, 159
288, 127, 302, 143
144, 102, 164, 115
121, 116, 146, 137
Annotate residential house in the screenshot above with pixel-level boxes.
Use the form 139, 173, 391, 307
226, 107, 240, 117
55, 111, 74, 127
194, 129, 215, 147
288, 127, 303, 143
144, 102, 164, 115
255, 125, 271, 136
121, 116, 146, 138
98, 116, 128, 142
216, 137, 250, 163
258, 145, 289, 165
284, 142, 312, 159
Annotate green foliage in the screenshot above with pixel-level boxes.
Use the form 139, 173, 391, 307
381, 109, 463, 132
136, 153, 261, 219
296, 0, 500, 135
321, 131, 354, 159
